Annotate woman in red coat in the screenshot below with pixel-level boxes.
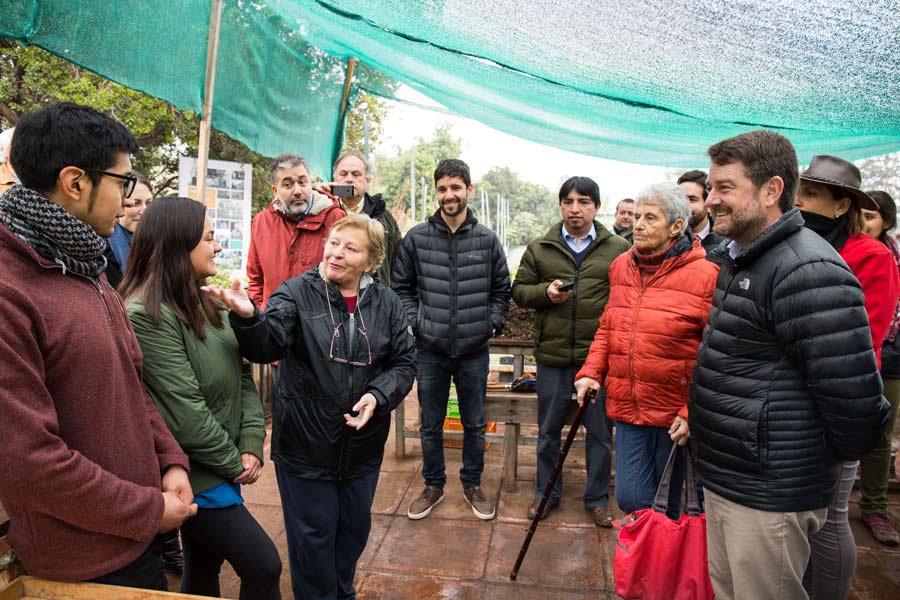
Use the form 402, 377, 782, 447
575, 182, 718, 518
797, 156, 900, 599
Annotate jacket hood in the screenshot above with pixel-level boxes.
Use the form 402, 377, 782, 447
273, 190, 336, 220
315, 262, 375, 293
364, 193, 387, 218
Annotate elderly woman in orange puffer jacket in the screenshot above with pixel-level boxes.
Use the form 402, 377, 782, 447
575, 182, 718, 519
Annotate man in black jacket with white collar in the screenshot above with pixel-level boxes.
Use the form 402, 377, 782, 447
392, 158, 510, 522
678, 169, 725, 254
689, 130, 888, 600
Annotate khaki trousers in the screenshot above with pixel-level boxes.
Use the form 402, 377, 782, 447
705, 488, 826, 600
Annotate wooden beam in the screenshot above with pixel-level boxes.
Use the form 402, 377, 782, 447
196, 0, 224, 203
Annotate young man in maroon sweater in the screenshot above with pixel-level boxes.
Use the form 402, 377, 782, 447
0, 103, 196, 590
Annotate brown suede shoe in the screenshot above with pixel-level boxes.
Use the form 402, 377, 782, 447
590, 505, 613, 528
862, 513, 900, 546
407, 486, 444, 520
463, 486, 496, 520
527, 499, 560, 521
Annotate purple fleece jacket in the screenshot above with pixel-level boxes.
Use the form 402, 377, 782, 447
0, 223, 189, 581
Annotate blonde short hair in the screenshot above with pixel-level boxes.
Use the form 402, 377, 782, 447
328, 213, 386, 271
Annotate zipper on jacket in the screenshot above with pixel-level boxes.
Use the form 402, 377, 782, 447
448, 230, 458, 356
40, 262, 114, 323
335, 284, 369, 479
628, 278, 646, 423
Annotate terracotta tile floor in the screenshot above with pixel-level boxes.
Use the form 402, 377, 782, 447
162, 395, 900, 599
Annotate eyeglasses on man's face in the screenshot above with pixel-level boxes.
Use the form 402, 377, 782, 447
328, 321, 372, 367
81, 167, 138, 199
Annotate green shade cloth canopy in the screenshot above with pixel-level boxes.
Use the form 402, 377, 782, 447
3, 0, 898, 175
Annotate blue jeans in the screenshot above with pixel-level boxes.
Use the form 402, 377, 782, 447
417, 346, 489, 489
276, 467, 380, 600
615, 421, 684, 519
535, 362, 611, 508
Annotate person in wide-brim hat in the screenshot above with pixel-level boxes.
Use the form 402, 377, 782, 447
798, 154, 900, 596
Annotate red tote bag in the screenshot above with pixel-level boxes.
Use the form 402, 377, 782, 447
613, 443, 714, 600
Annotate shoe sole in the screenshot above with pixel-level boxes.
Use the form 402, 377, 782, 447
407, 494, 444, 520
464, 494, 496, 520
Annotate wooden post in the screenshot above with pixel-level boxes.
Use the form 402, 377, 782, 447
196, 0, 224, 203
337, 56, 358, 129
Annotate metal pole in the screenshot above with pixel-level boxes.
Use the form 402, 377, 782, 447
196, 0, 225, 204
421, 176, 426, 222
409, 146, 416, 223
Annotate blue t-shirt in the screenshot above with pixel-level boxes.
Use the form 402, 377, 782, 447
194, 481, 244, 509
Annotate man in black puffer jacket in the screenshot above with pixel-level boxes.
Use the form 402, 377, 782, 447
689, 130, 889, 600
392, 158, 511, 522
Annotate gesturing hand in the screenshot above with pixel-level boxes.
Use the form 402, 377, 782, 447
344, 393, 378, 431
201, 278, 255, 318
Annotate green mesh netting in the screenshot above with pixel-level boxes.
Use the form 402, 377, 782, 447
3, 0, 899, 173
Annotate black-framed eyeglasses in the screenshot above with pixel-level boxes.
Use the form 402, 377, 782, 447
82, 167, 138, 199
328, 321, 372, 367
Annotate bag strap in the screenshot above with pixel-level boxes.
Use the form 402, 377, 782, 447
652, 442, 701, 517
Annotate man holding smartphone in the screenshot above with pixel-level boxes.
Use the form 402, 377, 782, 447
329, 151, 401, 285
512, 176, 629, 526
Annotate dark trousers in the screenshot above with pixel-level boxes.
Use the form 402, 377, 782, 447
87, 537, 167, 591
180, 503, 282, 600
614, 421, 684, 519
417, 346, 489, 488
535, 363, 612, 508
276, 466, 380, 600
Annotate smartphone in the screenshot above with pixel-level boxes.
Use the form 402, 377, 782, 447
332, 184, 355, 198
557, 281, 575, 292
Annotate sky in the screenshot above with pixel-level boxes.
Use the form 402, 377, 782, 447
375, 85, 674, 213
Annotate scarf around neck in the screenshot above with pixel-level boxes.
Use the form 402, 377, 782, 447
800, 210, 849, 250
0, 185, 108, 278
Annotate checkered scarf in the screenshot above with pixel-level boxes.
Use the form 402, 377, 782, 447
0, 185, 107, 278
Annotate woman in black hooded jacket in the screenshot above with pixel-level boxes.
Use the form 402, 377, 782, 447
205, 213, 416, 600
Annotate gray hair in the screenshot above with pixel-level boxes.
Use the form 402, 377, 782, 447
269, 153, 308, 185
636, 182, 691, 234
333, 150, 371, 179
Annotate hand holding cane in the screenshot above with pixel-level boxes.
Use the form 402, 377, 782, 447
509, 387, 598, 581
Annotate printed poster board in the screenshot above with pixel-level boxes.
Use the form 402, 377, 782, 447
178, 156, 253, 276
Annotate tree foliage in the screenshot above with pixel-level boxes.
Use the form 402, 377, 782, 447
372, 123, 462, 230
0, 41, 393, 216
856, 152, 900, 200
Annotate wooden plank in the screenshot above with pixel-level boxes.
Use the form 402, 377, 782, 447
1, 576, 213, 599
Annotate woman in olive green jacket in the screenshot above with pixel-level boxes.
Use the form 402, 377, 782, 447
121, 197, 281, 600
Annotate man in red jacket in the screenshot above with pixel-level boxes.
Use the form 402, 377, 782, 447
247, 154, 345, 308
0, 103, 195, 590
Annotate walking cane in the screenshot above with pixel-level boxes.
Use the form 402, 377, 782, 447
509, 387, 598, 581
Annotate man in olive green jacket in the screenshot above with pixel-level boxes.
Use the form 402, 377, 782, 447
512, 176, 629, 526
